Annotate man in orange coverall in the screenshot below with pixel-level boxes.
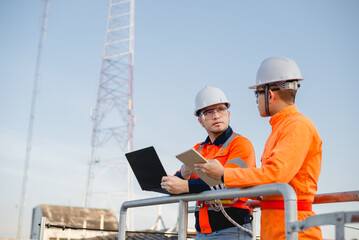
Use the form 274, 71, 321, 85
161, 86, 256, 240
194, 57, 322, 239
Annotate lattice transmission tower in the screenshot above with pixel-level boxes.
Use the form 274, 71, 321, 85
83, 0, 135, 225
17, 0, 50, 238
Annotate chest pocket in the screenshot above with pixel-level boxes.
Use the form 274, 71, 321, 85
213, 148, 229, 165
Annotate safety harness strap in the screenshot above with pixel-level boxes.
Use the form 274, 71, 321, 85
220, 133, 239, 149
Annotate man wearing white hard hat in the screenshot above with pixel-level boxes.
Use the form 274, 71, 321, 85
161, 86, 256, 240
195, 57, 322, 239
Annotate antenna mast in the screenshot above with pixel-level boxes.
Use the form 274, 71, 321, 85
83, 0, 135, 228
17, 0, 50, 239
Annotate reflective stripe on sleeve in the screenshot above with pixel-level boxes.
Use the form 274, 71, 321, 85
227, 158, 248, 168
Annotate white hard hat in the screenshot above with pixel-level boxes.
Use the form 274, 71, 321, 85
194, 86, 230, 116
249, 56, 304, 89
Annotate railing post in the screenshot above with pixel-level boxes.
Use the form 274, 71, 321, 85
39, 217, 46, 240
178, 200, 188, 240
252, 211, 256, 240
335, 212, 345, 240
284, 197, 298, 240
119, 206, 127, 240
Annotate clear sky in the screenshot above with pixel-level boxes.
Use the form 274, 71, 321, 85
1, 0, 358, 239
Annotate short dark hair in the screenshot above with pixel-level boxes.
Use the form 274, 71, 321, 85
273, 87, 297, 104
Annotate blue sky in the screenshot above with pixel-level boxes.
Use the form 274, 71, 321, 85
1, 0, 358, 239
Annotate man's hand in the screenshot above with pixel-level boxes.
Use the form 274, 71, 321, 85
161, 176, 189, 194
194, 159, 224, 180
180, 164, 193, 180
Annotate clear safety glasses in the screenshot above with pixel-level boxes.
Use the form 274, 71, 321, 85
200, 106, 228, 119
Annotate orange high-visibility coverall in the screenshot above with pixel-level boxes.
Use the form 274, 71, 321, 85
224, 105, 322, 240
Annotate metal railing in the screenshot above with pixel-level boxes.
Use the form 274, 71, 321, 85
289, 211, 359, 239
119, 184, 359, 240
246, 190, 359, 209
244, 190, 359, 239
119, 183, 299, 240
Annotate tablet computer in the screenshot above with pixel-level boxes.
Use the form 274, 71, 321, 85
176, 148, 222, 186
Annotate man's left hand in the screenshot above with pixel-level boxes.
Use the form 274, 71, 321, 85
161, 176, 189, 194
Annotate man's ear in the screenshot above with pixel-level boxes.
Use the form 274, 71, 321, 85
268, 90, 275, 103
198, 117, 204, 127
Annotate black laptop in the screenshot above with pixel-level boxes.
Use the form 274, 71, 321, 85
125, 146, 169, 194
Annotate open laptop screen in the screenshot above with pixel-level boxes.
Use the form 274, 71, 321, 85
125, 146, 168, 194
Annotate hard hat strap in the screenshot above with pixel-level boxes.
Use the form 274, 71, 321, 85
264, 85, 271, 116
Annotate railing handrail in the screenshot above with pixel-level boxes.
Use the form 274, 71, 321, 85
119, 183, 299, 240
246, 190, 359, 209
313, 191, 359, 204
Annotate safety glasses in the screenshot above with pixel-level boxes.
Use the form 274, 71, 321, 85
200, 106, 228, 119
254, 88, 280, 99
